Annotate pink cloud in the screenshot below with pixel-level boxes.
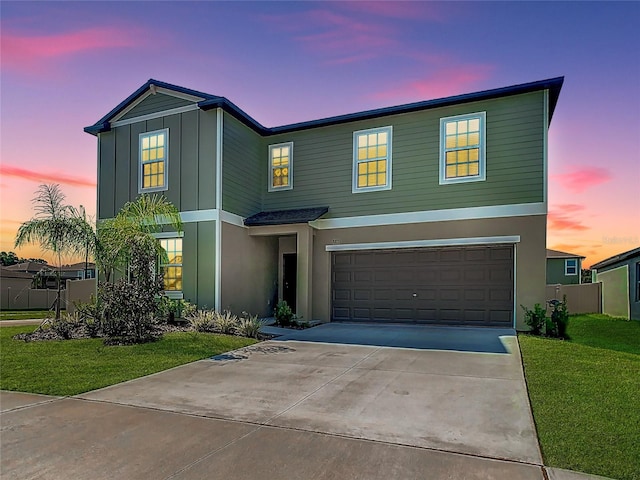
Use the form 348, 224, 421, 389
0, 165, 96, 188
1, 26, 144, 74
551, 167, 612, 194
372, 65, 494, 102
548, 209, 590, 232
334, 1, 449, 21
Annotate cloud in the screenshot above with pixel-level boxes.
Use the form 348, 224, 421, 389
548, 204, 590, 232
551, 167, 612, 194
1, 26, 144, 74
0, 165, 96, 188
334, 1, 449, 21
371, 65, 494, 102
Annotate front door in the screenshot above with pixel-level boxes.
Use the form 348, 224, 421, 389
283, 253, 297, 312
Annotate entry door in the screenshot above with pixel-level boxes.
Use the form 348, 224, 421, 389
283, 253, 297, 312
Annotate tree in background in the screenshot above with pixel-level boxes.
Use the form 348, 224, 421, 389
70, 205, 96, 279
0, 251, 47, 266
14, 184, 93, 319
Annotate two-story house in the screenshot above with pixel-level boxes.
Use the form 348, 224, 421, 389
85, 76, 563, 330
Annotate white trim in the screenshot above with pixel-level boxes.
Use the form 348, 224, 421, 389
152, 231, 185, 239
268, 142, 294, 192
439, 112, 486, 185
310, 202, 545, 230
138, 128, 169, 194
112, 105, 199, 128
215, 109, 223, 311
111, 86, 204, 123
219, 210, 245, 228
565, 258, 579, 276
180, 209, 218, 223
352, 125, 393, 193
325, 235, 520, 252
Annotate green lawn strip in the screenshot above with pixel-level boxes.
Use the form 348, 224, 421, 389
567, 313, 640, 354
0, 326, 256, 396
520, 315, 640, 480
0, 310, 58, 321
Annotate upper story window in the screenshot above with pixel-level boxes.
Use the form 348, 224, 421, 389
439, 112, 486, 185
159, 237, 183, 294
269, 142, 293, 191
139, 129, 168, 193
353, 126, 392, 193
565, 258, 578, 275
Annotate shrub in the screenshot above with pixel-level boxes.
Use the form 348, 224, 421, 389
237, 313, 263, 338
49, 312, 80, 340
187, 309, 217, 332
215, 311, 238, 335
157, 297, 197, 323
521, 303, 547, 335
274, 300, 294, 327
548, 296, 570, 339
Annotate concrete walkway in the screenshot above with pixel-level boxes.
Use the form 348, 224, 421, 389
0, 324, 609, 479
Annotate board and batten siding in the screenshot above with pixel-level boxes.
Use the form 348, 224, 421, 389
222, 112, 264, 217
119, 93, 194, 121
98, 109, 217, 219
262, 91, 545, 218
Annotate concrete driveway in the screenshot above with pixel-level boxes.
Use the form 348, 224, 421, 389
1, 324, 546, 479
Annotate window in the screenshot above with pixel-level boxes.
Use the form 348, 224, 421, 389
269, 142, 293, 191
440, 112, 486, 184
139, 129, 168, 192
565, 258, 578, 275
353, 126, 392, 193
159, 238, 182, 294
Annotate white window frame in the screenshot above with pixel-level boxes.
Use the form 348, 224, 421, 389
352, 125, 393, 193
139, 128, 169, 193
268, 142, 294, 192
565, 258, 578, 276
439, 112, 486, 185
159, 237, 183, 299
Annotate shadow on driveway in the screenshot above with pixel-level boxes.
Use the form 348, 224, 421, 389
272, 322, 514, 354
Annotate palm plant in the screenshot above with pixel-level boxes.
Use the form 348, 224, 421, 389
95, 194, 182, 282
15, 184, 81, 319
69, 205, 96, 279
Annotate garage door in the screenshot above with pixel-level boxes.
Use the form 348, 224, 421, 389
331, 245, 514, 327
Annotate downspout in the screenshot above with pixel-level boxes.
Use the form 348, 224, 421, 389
215, 109, 223, 310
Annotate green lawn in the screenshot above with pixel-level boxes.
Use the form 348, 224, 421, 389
0, 326, 256, 396
0, 310, 59, 320
520, 314, 640, 480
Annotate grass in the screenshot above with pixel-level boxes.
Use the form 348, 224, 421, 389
0, 310, 60, 321
520, 314, 640, 480
0, 326, 256, 396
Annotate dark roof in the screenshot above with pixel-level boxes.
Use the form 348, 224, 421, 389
85, 77, 564, 136
244, 207, 329, 227
60, 262, 96, 271
591, 246, 640, 270
5, 261, 50, 273
546, 248, 585, 259
0, 267, 34, 279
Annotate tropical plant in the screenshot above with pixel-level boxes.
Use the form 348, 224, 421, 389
215, 311, 238, 334
274, 300, 294, 327
237, 313, 263, 338
548, 296, 570, 339
14, 184, 90, 319
69, 205, 96, 279
187, 309, 217, 332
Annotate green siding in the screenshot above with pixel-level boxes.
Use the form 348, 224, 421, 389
97, 110, 217, 218
547, 258, 582, 285
262, 91, 545, 217
222, 112, 263, 217
196, 221, 216, 307
119, 93, 193, 121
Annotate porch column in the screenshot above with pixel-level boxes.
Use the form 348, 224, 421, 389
296, 226, 313, 321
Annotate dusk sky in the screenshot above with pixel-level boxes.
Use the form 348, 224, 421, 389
1, 1, 639, 268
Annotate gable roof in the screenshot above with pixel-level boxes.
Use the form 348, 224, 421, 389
546, 249, 585, 259
85, 77, 564, 136
0, 267, 34, 279
5, 261, 51, 273
591, 246, 640, 270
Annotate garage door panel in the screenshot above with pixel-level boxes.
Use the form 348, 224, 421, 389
331, 245, 514, 327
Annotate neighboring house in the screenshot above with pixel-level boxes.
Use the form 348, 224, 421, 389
592, 247, 640, 320
6, 261, 96, 288
546, 248, 584, 285
85, 76, 563, 330
60, 263, 97, 280
5, 261, 51, 275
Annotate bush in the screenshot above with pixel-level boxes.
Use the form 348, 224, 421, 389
215, 311, 238, 335
548, 296, 570, 339
157, 297, 196, 323
521, 303, 547, 335
187, 309, 217, 332
274, 301, 294, 327
49, 312, 81, 340
237, 313, 263, 338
